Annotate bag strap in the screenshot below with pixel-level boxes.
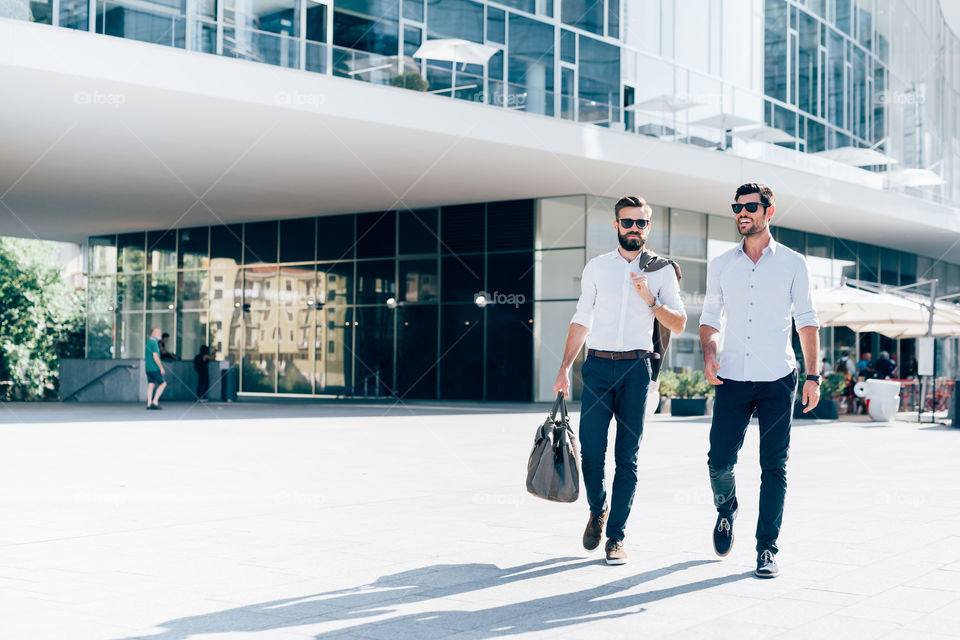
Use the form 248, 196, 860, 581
549, 391, 565, 420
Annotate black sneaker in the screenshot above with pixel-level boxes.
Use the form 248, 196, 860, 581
712, 510, 736, 557
755, 550, 780, 578
583, 507, 608, 551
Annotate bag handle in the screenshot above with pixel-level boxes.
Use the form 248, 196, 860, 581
549, 391, 569, 424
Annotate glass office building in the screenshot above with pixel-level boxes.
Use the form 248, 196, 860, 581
7, 0, 960, 400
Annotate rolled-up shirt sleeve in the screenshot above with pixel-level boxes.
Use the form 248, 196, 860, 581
570, 261, 596, 329
657, 265, 686, 318
699, 257, 724, 330
791, 256, 820, 329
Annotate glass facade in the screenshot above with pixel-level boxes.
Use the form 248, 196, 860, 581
13, 0, 960, 205
86, 200, 536, 400
86, 196, 960, 400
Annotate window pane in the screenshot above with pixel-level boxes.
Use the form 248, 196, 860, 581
357, 211, 396, 258
400, 258, 439, 302
180, 270, 209, 310
316, 306, 352, 393
317, 214, 356, 260
578, 36, 620, 125
278, 306, 314, 394
280, 217, 316, 263
561, 0, 602, 35
118, 274, 145, 311
487, 7, 505, 44
764, 0, 788, 103
402, 0, 423, 21
210, 224, 243, 263
147, 229, 177, 271
427, 0, 482, 43
399, 208, 438, 254
87, 311, 115, 359
357, 259, 396, 305
675, 260, 706, 297
355, 306, 394, 395
242, 307, 277, 393
146, 312, 176, 358
441, 254, 483, 302
178, 312, 209, 367
306, 0, 327, 41
439, 304, 483, 399
118, 232, 146, 272
508, 15, 554, 116
244, 220, 278, 264
244, 266, 279, 308
178, 227, 208, 268
536, 249, 583, 299
88, 235, 117, 274
486, 302, 532, 400
319, 262, 354, 305
880, 248, 899, 286
441, 203, 485, 253
147, 271, 177, 311
333, 0, 399, 56
859, 243, 879, 282
537, 196, 584, 250
397, 305, 437, 398
777, 227, 805, 253
669, 209, 706, 258
487, 251, 533, 299
117, 313, 144, 359
707, 214, 740, 260
487, 199, 534, 251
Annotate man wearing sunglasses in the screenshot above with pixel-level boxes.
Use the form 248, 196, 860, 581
553, 195, 687, 565
699, 183, 820, 579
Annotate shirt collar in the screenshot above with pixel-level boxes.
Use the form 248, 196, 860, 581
736, 236, 778, 256
610, 248, 643, 264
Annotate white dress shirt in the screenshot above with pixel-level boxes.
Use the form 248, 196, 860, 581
699, 237, 819, 382
570, 249, 686, 352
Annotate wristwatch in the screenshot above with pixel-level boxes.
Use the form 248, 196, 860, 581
649, 296, 663, 310
806, 374, 822, 385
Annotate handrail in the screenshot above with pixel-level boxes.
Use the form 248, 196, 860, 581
62, 364, 138, 402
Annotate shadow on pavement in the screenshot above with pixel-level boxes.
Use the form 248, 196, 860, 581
118, 557, 749, 639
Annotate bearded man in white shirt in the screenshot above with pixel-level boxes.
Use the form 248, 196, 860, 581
553, 195, 687, 565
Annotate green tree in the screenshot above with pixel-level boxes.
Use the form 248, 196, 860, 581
0, 238, 84, 399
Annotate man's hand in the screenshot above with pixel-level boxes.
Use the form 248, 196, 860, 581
553, 368, 571, 398
704, 356, 723, 385
801, 379, 821, 413
160, 366, 165, 376
630, 273, 656, 306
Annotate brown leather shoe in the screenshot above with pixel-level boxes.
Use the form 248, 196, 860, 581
605, 538, 627, 565
582, 508, 608, 550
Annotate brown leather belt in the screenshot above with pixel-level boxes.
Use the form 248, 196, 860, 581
587, 349, 660, 360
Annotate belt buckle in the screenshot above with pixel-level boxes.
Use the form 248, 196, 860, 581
612, 352, 621, 360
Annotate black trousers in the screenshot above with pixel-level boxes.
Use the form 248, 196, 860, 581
707, 370, 796, 554
196, 368, 210, 399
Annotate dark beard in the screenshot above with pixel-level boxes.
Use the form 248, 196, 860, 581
618, 231, 645, 252
738, 217, 766, 236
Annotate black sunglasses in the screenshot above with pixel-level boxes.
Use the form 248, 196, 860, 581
618, 217, 650, 229
731, 202, 770, 214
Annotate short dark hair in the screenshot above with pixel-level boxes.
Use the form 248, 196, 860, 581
734, 183, 775, 207
161, 332, 170, 339
614, 195, 653, 219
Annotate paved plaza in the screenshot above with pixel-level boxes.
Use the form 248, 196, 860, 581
2, 400, 960, 639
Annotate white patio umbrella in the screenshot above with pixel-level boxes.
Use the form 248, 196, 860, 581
625, 94, 703, 113
812, 146, 899, 166
690, 113, 761, 131
733, 124, 796, 144
813, 285, 960, 338
886, 168, 945, 187
412, 38, 499, 65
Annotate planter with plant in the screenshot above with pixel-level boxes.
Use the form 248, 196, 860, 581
794, 371, 847, 419
661, 369, 714, 416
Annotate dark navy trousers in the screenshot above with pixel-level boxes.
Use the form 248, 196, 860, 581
707, 370, 797, 554
578, 355, 650, 541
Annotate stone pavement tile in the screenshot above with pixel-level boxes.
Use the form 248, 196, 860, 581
780, 586, 864, 606
662, 619, 788, 640
776, 614, 900, 640
905, 569, 960, 592
713, 596, 844, 629
810, 559, 942, 596
901, 604, 960, 636
877, 631, 960, 640
837, 602, 927, 625
852, 585, 960, 613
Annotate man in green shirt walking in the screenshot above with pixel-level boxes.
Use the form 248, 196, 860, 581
145, 327, 167, 410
